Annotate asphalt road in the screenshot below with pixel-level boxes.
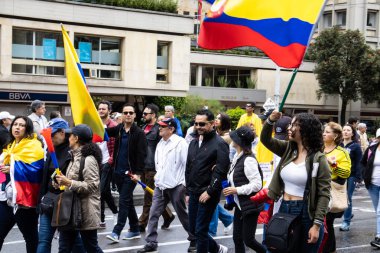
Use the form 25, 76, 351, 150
2, 186, 379, 253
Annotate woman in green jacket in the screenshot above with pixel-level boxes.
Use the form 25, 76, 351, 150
260, 111, 331, 253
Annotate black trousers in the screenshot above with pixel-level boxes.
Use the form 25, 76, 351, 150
100, 163, 118, 222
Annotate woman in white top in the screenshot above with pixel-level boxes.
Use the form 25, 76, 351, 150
362, 128, 380, 248
223, 126, 266, 253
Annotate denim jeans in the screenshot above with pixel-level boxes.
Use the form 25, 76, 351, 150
113, 175, 139, 235
275, 200, 324, 253
59, 230, 103, 253
0, 201, 38, 253
343, 176, 356, 225
188, 192, 220, 253
209, 204, 233, 236
367, 183, 380, 236
37, 213, 85, 253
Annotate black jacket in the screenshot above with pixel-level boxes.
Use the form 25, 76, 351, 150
106, 123, 147, 175
343, 141, 363, 180
232, 154, 263, 215
0, 125, 10, 153
362, 142, 380, 189
143, 123, 161, 171
185, 130, 230, 196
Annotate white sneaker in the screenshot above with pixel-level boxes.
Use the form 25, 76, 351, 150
113, 214, 118, 225
223, 223, 232, 235
218, 244, 228, 253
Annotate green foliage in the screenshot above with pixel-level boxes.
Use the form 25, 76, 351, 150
308, 27, 380, 123
234, 79, 242, 88
217, 76, 230, 87
204, 77, 212, 87
151, 96, 185, 117
246, 77, 256, 89
226, 106, 245, 130
75, 0, 177, 13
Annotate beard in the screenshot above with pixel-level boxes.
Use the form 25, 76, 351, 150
100, 113, 108, 119
143, 117, 152, 124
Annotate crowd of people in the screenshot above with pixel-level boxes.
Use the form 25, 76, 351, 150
0, 99, 379, 253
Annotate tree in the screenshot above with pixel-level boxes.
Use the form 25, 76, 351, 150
308, 27, 380, 124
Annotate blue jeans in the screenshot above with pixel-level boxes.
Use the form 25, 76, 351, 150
343, 176, 356, 225
275, 200, 324, 253
0, 201, 39, 253
367, 183, 380, 236
37, 213, 85, 253
188, 192, 220, 253
209, 204, 233, 236
113, 175, 139, 235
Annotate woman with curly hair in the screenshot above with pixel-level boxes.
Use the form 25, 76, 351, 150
322, 122, 351, 253
54, 124, 103, 253
257, 111, 331, 253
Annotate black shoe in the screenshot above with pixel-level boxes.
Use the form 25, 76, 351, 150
161, 215, 175, 230
139, 225, 146, 233
371, 237, 380, 248
137, 243, 158, 253
188, 240, 196, 252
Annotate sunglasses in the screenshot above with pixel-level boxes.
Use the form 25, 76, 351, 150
194, 122, 209, 127
123, 111, 134, 115
159, 125, 168, 128
143, 112, 153, 116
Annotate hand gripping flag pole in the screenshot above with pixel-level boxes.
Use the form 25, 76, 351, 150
126, 171, 154, 195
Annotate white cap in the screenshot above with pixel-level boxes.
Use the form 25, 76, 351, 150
0, 111, 15, 120
114, 113, 122, 119
376, 128, 380, 138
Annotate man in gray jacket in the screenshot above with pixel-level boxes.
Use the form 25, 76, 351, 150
137, 118, 196, 253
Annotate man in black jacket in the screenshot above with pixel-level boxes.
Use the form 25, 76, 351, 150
0, 111, 14, 153
106, 104, 147, 243
185, 109, 230, 253
138, 104, 174, 232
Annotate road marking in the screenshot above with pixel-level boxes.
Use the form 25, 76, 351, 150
337, 244, 371, 250
353, 207, 375, 213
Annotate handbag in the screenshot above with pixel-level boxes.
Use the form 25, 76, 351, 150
51, 157, 85, 230
40, 191, 59, 215
329, 179, 348, 213
265, 153, 315, 253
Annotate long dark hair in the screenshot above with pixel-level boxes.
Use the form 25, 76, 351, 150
294, 113, 323, 154
9, 116, 35, 144
216, 113, 231, 135
343, 124, 356, 141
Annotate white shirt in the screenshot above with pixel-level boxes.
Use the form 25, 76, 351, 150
97, 141, 110, 165
280, 162, 307, 197
228, 151, 262, 210
371, 150, 380, 186
154, 134, 188, 190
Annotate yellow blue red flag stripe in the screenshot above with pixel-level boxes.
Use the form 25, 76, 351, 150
198, 0, 326, 68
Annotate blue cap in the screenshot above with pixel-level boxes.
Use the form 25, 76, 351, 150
48, 118, 69, 134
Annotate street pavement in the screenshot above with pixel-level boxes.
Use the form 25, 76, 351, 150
2, 185, 380, 253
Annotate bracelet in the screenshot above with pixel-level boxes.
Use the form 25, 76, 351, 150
266, 118, 275, 125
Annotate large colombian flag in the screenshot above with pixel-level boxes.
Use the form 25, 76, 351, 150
3, 134, 44, 208
198, 0, 326, 68
61, 25, 108, 142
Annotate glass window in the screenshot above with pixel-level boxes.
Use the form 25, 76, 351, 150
214, 68, 227, 87
336, 11, 346, 26
183, 11, 190, 15
367, 11, 377, 27
157, 41, 170, 82
12, 29, 64, 75
202, 67, 214, 86
323, 12, 332, 28
227, 69, 238, 88
239, 69, 251, 88
190, 65, 197, 86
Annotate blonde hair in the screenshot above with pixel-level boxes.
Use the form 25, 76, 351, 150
326, 122, 343, 145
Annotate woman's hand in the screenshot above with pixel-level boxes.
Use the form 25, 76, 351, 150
269, 110, 282, 122
307, 224, 320, 244
326, 156, 337, 167
55, 174, 72, 187
223, 187, 237, 196
0, 165, 10, 174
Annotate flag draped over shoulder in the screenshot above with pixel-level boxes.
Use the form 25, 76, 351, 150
198, 0, 326, 68
61, 25, 108, 142
2, 134, 44, 208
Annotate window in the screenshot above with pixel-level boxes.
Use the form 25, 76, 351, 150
367, 11, 377, 27
74, 35, 121, 79
183, 11, 190, 15
190, 65, 197, 86
194, 24, 200, 35
336, 11, 346, 26
200, 66, 252, 88
157, 41, 170, 82
12, 29, 64, 75
323, 12, 332, 28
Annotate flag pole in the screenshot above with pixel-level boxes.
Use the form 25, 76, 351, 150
274, 66, 281, 107
278, 68, 298, 111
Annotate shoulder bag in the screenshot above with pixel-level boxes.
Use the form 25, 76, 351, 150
329, 177, 348, 213
265, 153, 315, 253
51, 157, 85, 230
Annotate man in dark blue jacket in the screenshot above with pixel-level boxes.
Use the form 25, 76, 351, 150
185, 109, 230, 253
106, 104, 147, 243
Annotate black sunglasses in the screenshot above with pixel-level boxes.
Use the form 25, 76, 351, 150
123, 111, 134, 115
143, 112, 153, 116
194, 122, 209, 127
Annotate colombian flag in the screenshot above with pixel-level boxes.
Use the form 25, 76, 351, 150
198, 0, 326, 68
61, 25, 108, 142
3, 135, 44, 208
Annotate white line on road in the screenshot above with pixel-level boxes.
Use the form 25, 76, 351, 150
337, 244, 371, 251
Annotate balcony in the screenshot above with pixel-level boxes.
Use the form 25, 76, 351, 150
188, 86, 266, 103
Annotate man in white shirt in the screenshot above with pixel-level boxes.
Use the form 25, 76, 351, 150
28, 100, 48, 134
357, 123, 369, 153
138, 118, 196, 253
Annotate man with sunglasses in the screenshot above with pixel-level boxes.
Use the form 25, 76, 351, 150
138, 104, 175, 233
186, 109, 230, 253
105, 103, 147, 243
